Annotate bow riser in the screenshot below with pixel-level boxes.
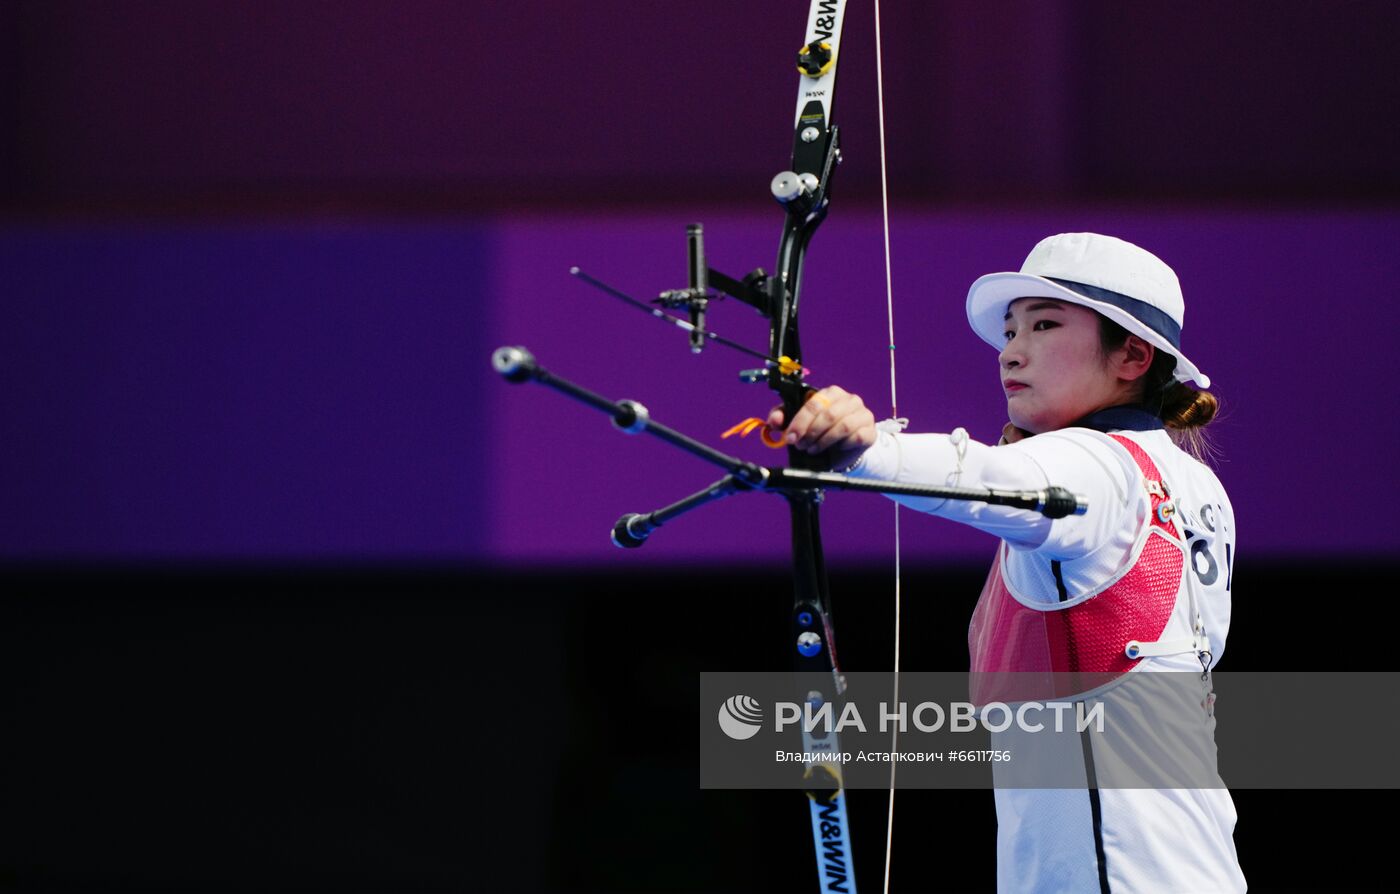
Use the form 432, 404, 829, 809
778, 5, 856, 893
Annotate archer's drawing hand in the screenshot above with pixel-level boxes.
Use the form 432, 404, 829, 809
766, 386, 878, 471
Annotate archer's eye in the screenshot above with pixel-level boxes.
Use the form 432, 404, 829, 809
1003, 329, 1015, 343
1032, 320, 1058, 331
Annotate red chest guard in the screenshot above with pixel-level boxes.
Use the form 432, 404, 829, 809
968, 435, 1184, 701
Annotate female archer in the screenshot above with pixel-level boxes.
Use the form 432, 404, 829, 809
769, 232, 1246, 893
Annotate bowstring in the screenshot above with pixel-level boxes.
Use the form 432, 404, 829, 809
873, 2, 900, 893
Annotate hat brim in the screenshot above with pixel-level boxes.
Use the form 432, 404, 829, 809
965, 272, 1210, 389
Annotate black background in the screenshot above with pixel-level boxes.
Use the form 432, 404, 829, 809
4, 562, 1392, 892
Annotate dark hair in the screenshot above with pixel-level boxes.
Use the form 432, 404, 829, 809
1097, 317, 1219, 461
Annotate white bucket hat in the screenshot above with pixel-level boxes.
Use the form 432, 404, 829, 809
965, 232, 1210, 388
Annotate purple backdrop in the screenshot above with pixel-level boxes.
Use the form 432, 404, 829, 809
2, 224, 494, 559
4, 1, 1398, 564
6, 1, 1398, 210
5, 210, 1396, 563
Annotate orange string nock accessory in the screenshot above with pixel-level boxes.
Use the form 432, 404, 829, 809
721, 418, 764, 439
722, 386, 829, 450
721, 417, 789, 449
759, 424, 787, 448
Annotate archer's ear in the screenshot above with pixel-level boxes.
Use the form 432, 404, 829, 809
1117, 335, 1155, 382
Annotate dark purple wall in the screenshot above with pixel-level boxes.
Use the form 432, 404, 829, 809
6, 1, 1398, 211
5, 211, 1396, 562
2, 225, 494, 558
4, 2, 1398, 563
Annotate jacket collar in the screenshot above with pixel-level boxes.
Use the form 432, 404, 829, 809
1071, 405, 1164, 433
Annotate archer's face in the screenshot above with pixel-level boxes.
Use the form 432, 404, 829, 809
997, 299, 1121, 434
